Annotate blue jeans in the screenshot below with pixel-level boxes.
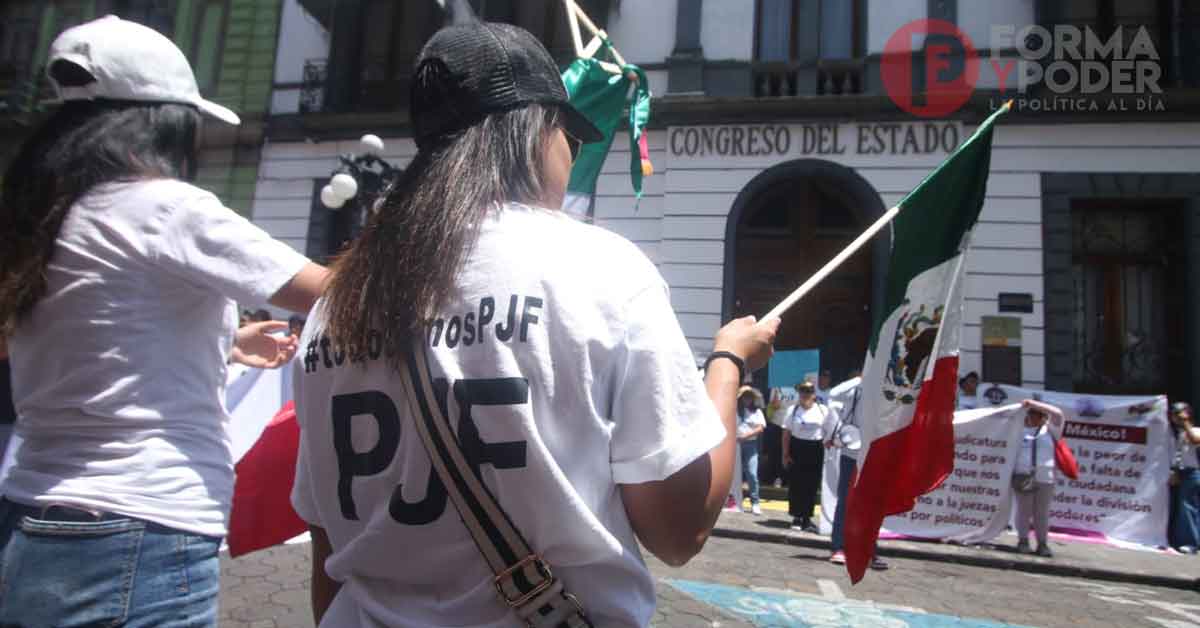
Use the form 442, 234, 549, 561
740, 439, 760, 505
829, 452, 880, 555
0, 499, 221, 627
830, 453, 856, 552
1173, 468, 1200, 549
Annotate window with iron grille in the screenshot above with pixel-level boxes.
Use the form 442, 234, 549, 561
1035, 0, 1196, 89
352, 0, 440, 110
327, 0, 608, 113
1070, 199, 1187, 394
753, 0, 865, 97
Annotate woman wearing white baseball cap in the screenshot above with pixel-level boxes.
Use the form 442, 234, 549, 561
0, 16, 326, 626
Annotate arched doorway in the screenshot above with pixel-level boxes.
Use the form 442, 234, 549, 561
723, 159, 888, 384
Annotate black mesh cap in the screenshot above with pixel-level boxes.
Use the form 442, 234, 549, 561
410, 21, 603, 151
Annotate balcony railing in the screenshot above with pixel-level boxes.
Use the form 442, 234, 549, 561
752, 59, 866, 98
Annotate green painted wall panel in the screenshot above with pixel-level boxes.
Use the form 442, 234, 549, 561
172, 0, 197, 55
229, 181, 258, 199
231, 166, 258, 185
246, 68, 273, 83
227, 23, 252, 37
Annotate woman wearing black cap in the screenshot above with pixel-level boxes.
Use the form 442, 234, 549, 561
290, 7, 778, 628
0, 16, 326, 627
782, 381, 835, 532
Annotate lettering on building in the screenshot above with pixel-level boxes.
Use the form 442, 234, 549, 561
669, 122, 961, 158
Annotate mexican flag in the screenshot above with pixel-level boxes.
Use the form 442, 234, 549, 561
561, 55, 651, 216
224, 361, 307, 556
843, 103, 1010, 583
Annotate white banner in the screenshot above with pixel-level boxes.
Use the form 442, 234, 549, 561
883, 405, 1024, 542
820, 387, 1171, 548
977, 384, 1170, 548
819, 445, 841, 535
226, 361, 294, 462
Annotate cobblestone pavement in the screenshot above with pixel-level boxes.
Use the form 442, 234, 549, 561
220, 535, 1200, 627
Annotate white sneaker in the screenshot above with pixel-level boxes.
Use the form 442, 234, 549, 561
751, 504, 763, 515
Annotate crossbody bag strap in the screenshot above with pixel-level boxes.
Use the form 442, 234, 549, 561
831, 388, 862, 443
397, 341, 592, 628
847, 388, 861, 425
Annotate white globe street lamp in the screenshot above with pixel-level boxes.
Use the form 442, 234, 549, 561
330, 172, 359, 200
359, 134, 385, 155
320, 184, 346, 209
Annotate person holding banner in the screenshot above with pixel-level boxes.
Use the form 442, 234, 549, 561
1011, 399, 1066, 557
957, 371, 980, 410
292, 10, 779, 627
784, 381, 836, 532
1168, 402, 1200, 553
0, 17, 326, 626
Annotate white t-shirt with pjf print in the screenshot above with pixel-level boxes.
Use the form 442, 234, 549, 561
292, 203, 726, 628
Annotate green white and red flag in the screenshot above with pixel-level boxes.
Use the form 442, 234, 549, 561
561, 53, 651, 216
843, 102, 1010, 582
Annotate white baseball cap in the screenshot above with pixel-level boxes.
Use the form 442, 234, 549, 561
46, 15, 240, 125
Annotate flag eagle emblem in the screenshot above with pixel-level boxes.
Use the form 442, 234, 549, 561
882, 300, 945, 405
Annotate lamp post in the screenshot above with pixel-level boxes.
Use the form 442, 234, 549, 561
318, 134, 402, 258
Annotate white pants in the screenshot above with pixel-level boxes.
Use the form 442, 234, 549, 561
1014, 482, 1054, 546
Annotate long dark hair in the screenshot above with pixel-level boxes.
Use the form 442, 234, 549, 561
0, 88, 200, 335
323, 103, 562, 368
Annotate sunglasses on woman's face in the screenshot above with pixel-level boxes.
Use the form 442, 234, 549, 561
563, 129, 582, 162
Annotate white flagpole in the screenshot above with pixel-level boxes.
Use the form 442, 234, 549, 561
562, 0, 585, 58
762, 204, 900, 321
562, 0, 633, 78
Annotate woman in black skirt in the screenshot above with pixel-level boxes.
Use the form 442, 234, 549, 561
782, 381, 837, 532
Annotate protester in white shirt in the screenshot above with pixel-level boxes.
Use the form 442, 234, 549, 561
1168, 402, 1200, 553
736, 387, 767, 515
957, 371, 980, 410
782, 381, 837, 532
291, 12, 779, 628
0, 17, 326, 627
1011, 399, 1065, 557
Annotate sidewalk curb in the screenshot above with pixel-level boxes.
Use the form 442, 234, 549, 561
711, 525, 1200, 593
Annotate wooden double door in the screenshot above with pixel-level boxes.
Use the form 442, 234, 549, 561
730, 177, 874, 383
